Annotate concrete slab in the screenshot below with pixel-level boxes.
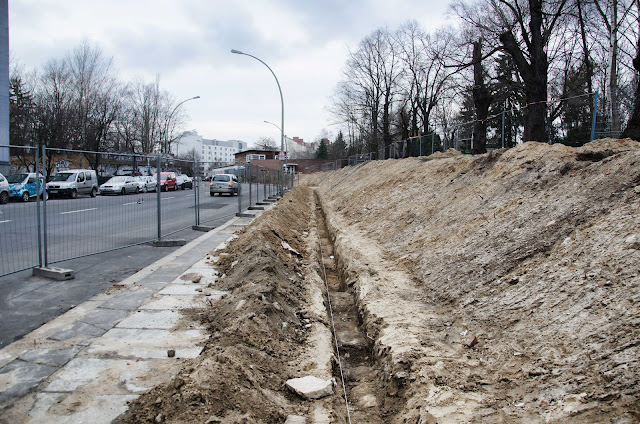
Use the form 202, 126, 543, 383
0, 359, 58, 403
140, 295, 208, 310
43, 358, 156, 393
157, 284, 207, 296
82, 328, 207, 359
19, 346, 84, 368
99, 287, 155, 311
28, 392, 138, 424
80, 308, 129, 330
49, 322, 108, 342
116, 310, 181, 330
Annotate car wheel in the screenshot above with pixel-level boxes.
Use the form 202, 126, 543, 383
21, 191, 30, 202
210, 192, 215, 196
0, 191, 8, 204
121, 187, 126, 195
70, 189, 77, 199
90, 187, 97, 197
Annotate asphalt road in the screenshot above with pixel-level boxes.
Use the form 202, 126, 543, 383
0, 180, 276, 348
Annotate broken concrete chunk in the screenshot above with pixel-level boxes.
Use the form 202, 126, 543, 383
286, 375, 333, 400
281, 241, 303, 258
284, 415, 307, 424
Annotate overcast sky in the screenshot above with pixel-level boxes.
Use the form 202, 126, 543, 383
9, 0, 451, 147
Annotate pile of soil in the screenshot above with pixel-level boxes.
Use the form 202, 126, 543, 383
120, 138, 640, 423
309, 138, 640, 423
118, 185, 332, 423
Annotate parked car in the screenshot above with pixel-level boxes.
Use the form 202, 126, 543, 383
209, 174, 239, 196
0, 172, 9, 204
176, 174, 193, 190
153, 172, 177, 191
7, 173, 45, 202
46, 169, 98, 198
99, 176, 140, 195
135, 175, 157, 193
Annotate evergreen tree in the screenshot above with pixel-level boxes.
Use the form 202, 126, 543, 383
316, 138, 329, 159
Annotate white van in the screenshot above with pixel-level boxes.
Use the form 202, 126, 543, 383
46, 169, 98, 199
0, 172, 9, 204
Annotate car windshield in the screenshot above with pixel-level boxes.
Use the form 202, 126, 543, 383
213, 175, 230, 182
107, 176, 127, 183
52, 173, 75, 182
7, 174, 28, 184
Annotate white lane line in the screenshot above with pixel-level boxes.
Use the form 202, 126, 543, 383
122, 201, 142, 206
60, 208, 97, 215
161, 197, 175, 201
0, 219, 10, 224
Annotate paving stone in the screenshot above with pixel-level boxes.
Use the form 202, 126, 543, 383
29, 393, 139, 424
116, 310, 181, 330
140, 295, 206, 310
157, 284, 206, 295
43, 358, 152, 393
82, 328, 207, 359
0, 359, 58, 403
49, 322, 108, 342
19, 346, 84, 367
99, 287, 155, 310
80, 308, 129, 330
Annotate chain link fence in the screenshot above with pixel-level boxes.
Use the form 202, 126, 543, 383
0, 146, 295, 277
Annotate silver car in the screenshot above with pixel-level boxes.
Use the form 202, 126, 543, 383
209, 174, 239, 196
135, 176, 157, 193
99, 176, 140, 195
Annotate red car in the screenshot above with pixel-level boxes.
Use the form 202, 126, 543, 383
153, 172, 177, 191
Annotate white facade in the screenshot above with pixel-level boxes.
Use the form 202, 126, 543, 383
172, 131, 247, 165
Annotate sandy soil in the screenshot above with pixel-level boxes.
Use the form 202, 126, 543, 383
120, 139, 640, 423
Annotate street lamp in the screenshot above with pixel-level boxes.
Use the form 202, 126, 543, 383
263, 120, 289, 151
164, 95, 200, 155
231, 49, 285, 194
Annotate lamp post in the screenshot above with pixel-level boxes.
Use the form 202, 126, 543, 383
164, 95, 200, 155
231, 49, 285, 194
263, 120, 289, 152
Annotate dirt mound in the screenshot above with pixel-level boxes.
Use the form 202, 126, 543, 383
310, 138, 640, 422
117, 186, 328, 423
119, 138, 639, 423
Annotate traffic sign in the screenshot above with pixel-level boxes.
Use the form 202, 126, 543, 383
278, 150, 286, 160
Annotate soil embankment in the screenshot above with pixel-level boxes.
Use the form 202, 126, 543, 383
120, 139, 640, 423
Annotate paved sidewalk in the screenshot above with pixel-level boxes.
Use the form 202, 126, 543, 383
0, 211, 265, 423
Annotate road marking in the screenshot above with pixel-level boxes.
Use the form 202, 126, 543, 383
122, 201, 143, 206
161, 197, 175, 201
60, 208, 97, 215
0, 219, 10, 224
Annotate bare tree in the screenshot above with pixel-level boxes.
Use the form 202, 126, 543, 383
453, 0, 570, 143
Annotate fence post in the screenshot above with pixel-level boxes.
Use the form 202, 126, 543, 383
193, 161, 199, 226
591, 89, 599, 142
501, 110, 505, 148
263, 168, 267, 201
237, 168, 242, 215
41, 145, 49, 266
156, 155, 162, 240
248, 164, 253, 207
36, 145, 43, 267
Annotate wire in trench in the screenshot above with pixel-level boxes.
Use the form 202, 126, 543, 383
315, 214, 352, 424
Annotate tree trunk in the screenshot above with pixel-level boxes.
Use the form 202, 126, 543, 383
499, 0, 549, 143
472, 40, 490, 154
620, 32, 640, 141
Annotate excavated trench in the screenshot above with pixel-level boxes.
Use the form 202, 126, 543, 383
314, 195, 386, 424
